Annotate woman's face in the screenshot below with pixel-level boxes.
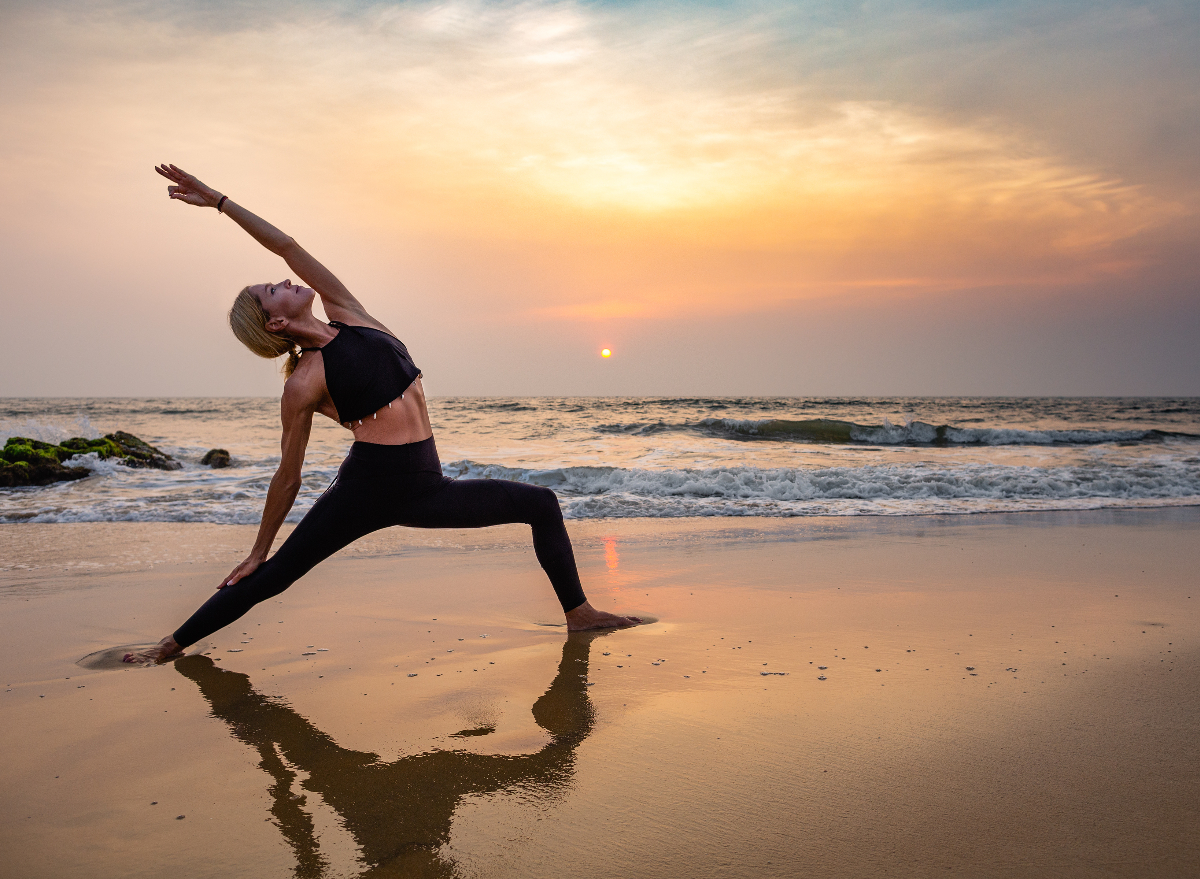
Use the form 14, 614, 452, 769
252, 279, 315, 325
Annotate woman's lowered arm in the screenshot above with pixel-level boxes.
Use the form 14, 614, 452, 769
219, 375, 319, 588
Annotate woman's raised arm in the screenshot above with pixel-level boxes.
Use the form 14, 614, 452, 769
154, 164, 369, 322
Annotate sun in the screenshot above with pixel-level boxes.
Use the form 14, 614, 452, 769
600, 348, 612, 358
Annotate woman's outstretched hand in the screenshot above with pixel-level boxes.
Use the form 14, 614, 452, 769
155, 163, 221, 208
220, 553, 265, 589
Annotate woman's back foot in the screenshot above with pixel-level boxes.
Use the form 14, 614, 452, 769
565, 600, 644, 631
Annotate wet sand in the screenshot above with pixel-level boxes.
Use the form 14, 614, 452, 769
2, 509, 1198, 878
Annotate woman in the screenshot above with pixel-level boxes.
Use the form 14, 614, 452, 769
127, 164, 640, 664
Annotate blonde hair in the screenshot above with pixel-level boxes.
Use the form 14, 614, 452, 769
229, 286, 301, 377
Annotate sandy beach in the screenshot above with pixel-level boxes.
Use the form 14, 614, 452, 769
2, 509, 1197, 878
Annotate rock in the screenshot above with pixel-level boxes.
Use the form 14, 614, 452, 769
106, 431, 180, 470
0, 431, 180, 487
0, 455, 89, 488
201, 448, 231, 468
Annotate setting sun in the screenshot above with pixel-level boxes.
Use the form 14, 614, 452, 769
601, 348, 612, 358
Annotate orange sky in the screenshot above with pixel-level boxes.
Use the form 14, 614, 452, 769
1, 1, 1197, 396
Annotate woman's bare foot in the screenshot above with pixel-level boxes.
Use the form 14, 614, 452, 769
565, 600, 644, 631
123, 636, 184, 665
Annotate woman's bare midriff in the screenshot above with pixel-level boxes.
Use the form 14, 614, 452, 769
319, 375, 434, 445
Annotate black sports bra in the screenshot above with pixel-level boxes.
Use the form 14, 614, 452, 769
301, 321, 422, 424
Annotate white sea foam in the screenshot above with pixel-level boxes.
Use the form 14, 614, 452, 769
441, 458, 1200, 519
60, 452, 125, 476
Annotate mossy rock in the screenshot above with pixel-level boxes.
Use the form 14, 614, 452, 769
105, 431, 181, 470
0, 441, 63, 467
0, 456, 89, 488
2, 435, 122, 464
201, 448, 231, 468
0, 431, 180, 486
60, 437, 123, 458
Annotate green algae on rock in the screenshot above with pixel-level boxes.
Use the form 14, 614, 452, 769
105, 431, 181, 470
0, 432, 181, 487
200, 448, 231, 468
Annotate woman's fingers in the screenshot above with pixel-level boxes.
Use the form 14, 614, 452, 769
219, 557, 261, 588
155, 164, 193, 187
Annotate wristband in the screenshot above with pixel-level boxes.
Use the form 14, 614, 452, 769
216, 195, 228, 214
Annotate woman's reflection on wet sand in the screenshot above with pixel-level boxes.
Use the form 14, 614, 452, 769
174, 632, 604, 878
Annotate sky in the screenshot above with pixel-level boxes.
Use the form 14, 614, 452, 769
1, 0, 1197, 397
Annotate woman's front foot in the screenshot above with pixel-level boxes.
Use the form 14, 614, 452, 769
123, 636, 184, 665
565, 600, 643, 631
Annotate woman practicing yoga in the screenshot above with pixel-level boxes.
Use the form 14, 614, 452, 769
127, 164, 640, 664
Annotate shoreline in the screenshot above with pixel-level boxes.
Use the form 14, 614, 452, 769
4, 505, 1198, 589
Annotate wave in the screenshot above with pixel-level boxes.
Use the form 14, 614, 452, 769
697, 418, 1198, 446
441, 459, 1200, 519
5, 456, 1198, 523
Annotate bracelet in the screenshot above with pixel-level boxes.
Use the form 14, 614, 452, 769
216, 195, 228, 214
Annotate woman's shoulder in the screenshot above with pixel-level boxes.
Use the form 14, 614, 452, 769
322, 302, 395, 337
328, 315, 398, 339
281, 355, 328, 408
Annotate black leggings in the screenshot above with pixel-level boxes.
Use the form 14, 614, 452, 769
172, 437, 586, 649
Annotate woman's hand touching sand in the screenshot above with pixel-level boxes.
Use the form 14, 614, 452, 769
221, 553, 264, 588
155, 163, 221, 209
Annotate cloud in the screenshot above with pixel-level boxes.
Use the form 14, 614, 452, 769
0, 0, 1196, 393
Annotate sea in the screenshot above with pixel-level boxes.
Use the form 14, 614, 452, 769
1, 397, 1198, 524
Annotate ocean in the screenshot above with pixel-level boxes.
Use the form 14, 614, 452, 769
2, 396, 1198, 523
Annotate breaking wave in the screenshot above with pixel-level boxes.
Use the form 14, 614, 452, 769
698, 418, 1196, 446
443, 459, 1200, 519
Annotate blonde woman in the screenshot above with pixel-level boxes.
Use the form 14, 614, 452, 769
127, 165, 640, 664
